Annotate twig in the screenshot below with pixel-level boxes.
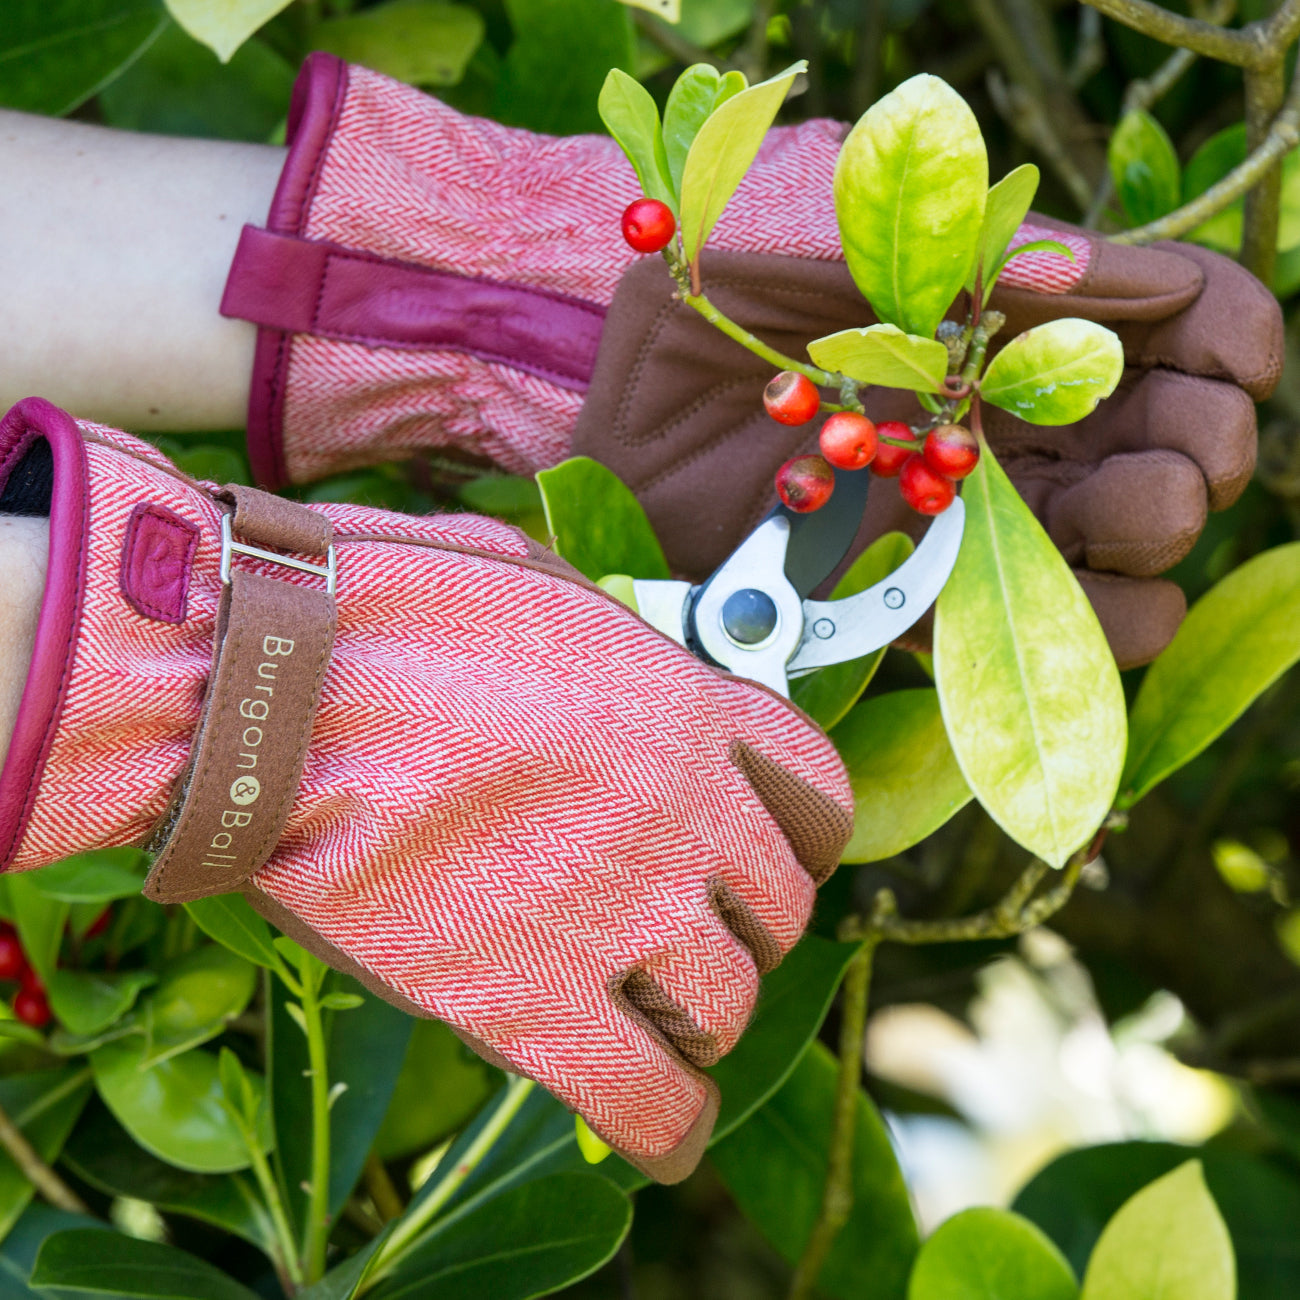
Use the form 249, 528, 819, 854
987, 69, 1096, 211
1243, 58, 1288, 280
1070, 4, 1107, 88
0, 1096, 90, 1215
851, 0, 888, 114
1084, 0, 1300, 68
631, 10, 736, 73
363, 1153, 405, 1224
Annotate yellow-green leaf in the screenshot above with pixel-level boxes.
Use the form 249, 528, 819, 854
1121, 541, 1300, 806
934, 449, 1126, 867
834, 74, 987, 338
598, 69, 675, 209
807, 324, 948, 393
679, 61, 805, 264
970, 163, 1039, 299
834, 689, 972, 863
1081, 1161, 1234, 1300
981, 319, 1123, 426
164, 0, 294, 62
1109, 110, 1181, 228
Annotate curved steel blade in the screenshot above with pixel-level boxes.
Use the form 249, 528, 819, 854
776, 466, 871, 598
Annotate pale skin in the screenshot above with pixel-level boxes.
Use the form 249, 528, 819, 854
0, 110, 282, 768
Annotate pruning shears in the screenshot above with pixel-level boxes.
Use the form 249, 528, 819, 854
633, 470, 966, 696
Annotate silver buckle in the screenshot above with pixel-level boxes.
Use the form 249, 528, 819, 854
220, 513, 337, 597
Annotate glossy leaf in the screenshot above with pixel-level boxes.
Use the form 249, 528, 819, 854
46, 970, 155, 1038
1109, 110, 1181, 227
1122, 541, 1300, 806
163, 0, 292, 63
0, 1067, 93, 1244
92, 1040, 266, 1174
99, 21, 294, 141
934, 448, 1126, 866
184, 893, 288, 976
792, 532, 914, 730
908, 1206, 1077, 1300
366, 1172, 630, 1300
1182, 123, 1300, 254
1080, 1161, 1233, 1300
597, 69, 675, 209
834, 74, 986, 338
0, 0, 167, 116
981, 320, 1123, 426
806, 324, 948, 392
27, 849, 146, 904
0, 1204, 110, 1299
143, 944, 258, 1064
662, 64, 722, 194
834, 688, 972, 862
679, 62, 805, 264
31, 1229, 260, 1299
536, 457, 670, 581
711, 1040, 918, 1300
311, 0, 483, 88
969, 163, 1040, 296
8, 876, 69, 985
64, 1103, 277, 1253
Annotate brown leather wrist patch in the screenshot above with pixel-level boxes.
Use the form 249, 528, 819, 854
145, 490, 336, 904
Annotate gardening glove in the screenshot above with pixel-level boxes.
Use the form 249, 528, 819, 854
0, 396, 851, 1183
220, 55, 1284, 669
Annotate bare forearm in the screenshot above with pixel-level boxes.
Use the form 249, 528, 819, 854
0, 518, 49, 768
0, 110, 284, 431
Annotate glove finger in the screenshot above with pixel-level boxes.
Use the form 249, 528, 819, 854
1073, 571, 1187, 669
1012, 449, 1207, 578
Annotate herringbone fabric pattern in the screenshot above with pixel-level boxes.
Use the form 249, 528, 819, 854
7, 412, 850, 1165
274, 63, 1090, 484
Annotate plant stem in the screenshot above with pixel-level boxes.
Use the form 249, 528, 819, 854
0, 1093, 90, 1215
244, 1123, 304, 1290
1243, 56, 1287, 281
364, 1153, 405, 1223
786, 935, 879, 1300
362, 1075, 536, 1291
300, 977, 333, 1283
1084, 0, 1300, 68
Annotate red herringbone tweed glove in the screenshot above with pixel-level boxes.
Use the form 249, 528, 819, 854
0, 397, 850, 1182
220, 55, 1282, 669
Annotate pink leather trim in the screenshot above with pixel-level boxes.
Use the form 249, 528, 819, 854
0, 399, 90, 870
119, 502, 199, 624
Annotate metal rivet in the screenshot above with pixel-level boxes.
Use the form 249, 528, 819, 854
812, 619, 835, 640
721, 588, 779, 646
884, 587, 905, 610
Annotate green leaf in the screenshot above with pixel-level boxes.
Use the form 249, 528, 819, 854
0, 1068, 93, 1244
1080, 1161, 1233, 1300
163, 0, 293, 63
63, 1105, 278, 1254
310, 0, 483, 88
535, 457, 670, 581
834, 74, 987, 339
8, 877, 69, 986
1109, 110, 1182, 227
598, 69, 675, 209
320, 992, 365, 1012
46, 970, 155, 1038
184, 893, 287, 976
142, 944, 258, 1064
934, 448, 1126, 866
968, 163, 1040, 297
99, 22, 294, 141
711, 1040, 918, 1300
662, 63, 727, 195
908, 1207, 1077, 1300
806, 324, 949, 392
366, 1172, 630, 1300
27, 849, 146, 904
0, 0, 167, 116
981, 320, 1123, 425
1122, 541, 1300, 806
791, 532, 915, 730
679, 61, 805, 265
834, 689, 972, 863
0, 1205, 111, 1299
992, 238, 1076, 287
456, 475, 543, 519
91, 1040, 266, 1174
31, 1229, 261, 1299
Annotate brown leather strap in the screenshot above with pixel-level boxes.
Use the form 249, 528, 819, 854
145, 489, 336, 904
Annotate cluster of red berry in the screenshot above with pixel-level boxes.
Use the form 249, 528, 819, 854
0, 923, 50, 1027
763, 371, 978, 516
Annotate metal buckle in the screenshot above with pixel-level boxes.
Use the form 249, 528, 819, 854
219, 513, 338, 597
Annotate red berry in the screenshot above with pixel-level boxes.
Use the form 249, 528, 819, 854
13, 990, 50, 1029
899, 454, 957, 515
819, 413, 877, 470
923, 424, 979, 480
775, 455, 835, 513
763, 372, 821, 426
621, 199, 676, 254
85, 907, 112, 939
19, 965, 43, 996
872, 422, 920, 477
0, 934, 23, 982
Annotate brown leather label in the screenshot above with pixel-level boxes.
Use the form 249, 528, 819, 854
145, 569, 335, 903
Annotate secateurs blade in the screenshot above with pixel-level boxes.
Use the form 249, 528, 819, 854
632, 472, 965, 697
